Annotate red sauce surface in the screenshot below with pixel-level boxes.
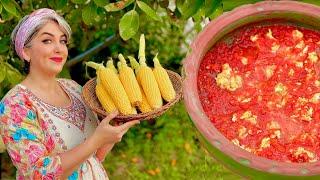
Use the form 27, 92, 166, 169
198, 24, 320, 163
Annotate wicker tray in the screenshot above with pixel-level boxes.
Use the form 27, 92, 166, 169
82, 70, 183, 122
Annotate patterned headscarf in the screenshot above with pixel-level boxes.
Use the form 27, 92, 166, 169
14, 8, 56, 60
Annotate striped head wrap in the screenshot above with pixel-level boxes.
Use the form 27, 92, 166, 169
14, 8, 56, 60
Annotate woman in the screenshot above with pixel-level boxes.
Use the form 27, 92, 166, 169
0, 8, 140, 179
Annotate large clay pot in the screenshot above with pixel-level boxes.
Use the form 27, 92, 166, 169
182, 1, 320, 179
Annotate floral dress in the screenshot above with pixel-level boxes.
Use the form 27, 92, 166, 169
0, 78, 108, 180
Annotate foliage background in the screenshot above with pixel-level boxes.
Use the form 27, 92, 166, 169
1, 0, 320, 179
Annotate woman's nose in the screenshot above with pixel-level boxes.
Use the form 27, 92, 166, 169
54, 41, 64, 53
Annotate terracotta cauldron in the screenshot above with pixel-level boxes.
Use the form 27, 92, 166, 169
182, 1, 320, 179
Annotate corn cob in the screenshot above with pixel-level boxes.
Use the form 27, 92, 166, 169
118, 54, 142, 106
128, 56, 140, 73
128, 55, 152, 112
95, 76, 117, 113
137, 34, 163, 109
153, 53, 176, 102
106, 57, 118, 74
86, 61, 133, 115
137, 85, 152, 113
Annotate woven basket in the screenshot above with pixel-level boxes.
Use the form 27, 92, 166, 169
82, 70, 183, 122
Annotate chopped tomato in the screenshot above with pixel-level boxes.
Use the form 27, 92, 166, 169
198, 24, 320, 163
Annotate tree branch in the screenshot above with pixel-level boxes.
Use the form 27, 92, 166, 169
65, 35, 117, 68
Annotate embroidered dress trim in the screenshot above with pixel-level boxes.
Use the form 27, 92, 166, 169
17, 82, 86, 132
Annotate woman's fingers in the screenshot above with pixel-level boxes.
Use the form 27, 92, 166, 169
101, 111, 119, 124
112, 121, 124, 126
98, 116, 139, 144
119, 120, 140, 132
115, 121, 140, 142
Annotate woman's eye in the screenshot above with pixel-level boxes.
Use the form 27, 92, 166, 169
42, 39, 52, 44
60, 40, 68, 45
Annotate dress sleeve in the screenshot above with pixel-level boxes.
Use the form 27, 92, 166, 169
0, 93, 63, 179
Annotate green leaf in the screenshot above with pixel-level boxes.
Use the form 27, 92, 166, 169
66, 9, 82, 24
205, 0, 221, 17
82, 3, 98, 25
137, 1, 161, 21
4, 62, 22, 86
47, 0, 68, 10
104, 0, 134, 12
0, 0, 17, 16
94, 0, 109, 7
0, 61, 6, 83
56, 0, 68, 9
0, 4, 3, 14
194, 21, 202, 32
192, 6, 205, 22
0, 8, 13, 21
0, 36, 10, 54
119, 10, 139, 41
173, 8, 182, 19
222, 0, 261, 11
208, 4, 223, 19
71, 0, 86, 4
177, 0, 204, 19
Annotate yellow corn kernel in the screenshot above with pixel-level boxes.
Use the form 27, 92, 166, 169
95, 76, 117, 113
86, 62, 132, 115
131, 106, 138, 114
137, 85, 152, 113
106, 57, 118, 74
118, 54, 142, 106
127, 57, 152, 113
98, 67, 132, 115
138, 66, 163, 109
137, 34, 163, 109
152, 53, 176, 102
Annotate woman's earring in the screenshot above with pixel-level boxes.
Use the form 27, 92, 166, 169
23, 60, 30, 74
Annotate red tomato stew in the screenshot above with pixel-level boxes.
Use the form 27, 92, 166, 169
198, 24, 320, 163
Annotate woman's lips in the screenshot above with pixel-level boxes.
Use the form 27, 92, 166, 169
50, 57, 63, 63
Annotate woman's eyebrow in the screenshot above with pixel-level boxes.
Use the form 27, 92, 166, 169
40, 32, 54, 37
40, 32, 66, 38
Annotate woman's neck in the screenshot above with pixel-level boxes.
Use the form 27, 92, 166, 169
21, 71, 58, 91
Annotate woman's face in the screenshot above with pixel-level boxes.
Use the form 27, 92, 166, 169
23, 20, 68, 76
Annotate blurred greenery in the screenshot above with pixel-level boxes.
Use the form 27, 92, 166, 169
1, 0, 320, 179
104, 102, 241, 179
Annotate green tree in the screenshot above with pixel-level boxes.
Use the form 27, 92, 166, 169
0, 0, 224, 178
0, 0, 225, 97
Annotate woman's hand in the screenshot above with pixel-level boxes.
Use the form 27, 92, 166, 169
91, 111, 140, 148
96, 143, 114, 162
59, 111, 139, 178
